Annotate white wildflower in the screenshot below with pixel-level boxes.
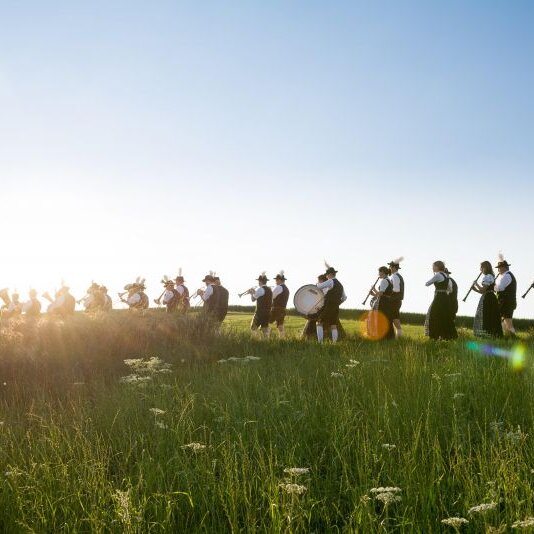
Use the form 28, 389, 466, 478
505, 426, 527, 444
155, 421, 169, 430
444, 373, 462, 378
468, 502, 498, 514
283, 467, 310, 476
123, 357, 172, 374
345, 360, 361, 368
217, 359, 228, 364
112, 489, 140, 527
369, 487, 402, 494
181, 442, 207, 452
120, 374, 152, 385
149, 408, 166, 416
331, 372, 343, 378
375, 492, 402, 505
441, 517, 469, 527
245, 356, 261, 361
453, 393, 465, 399
278, 483, 307, 495
381, 444, 396, 451
512, 517, 534, 529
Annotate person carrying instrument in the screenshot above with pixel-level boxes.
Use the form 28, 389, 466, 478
213, 276, 229, 323
368, 266, 395, 340
2, 290, 22, 319
424, 261, 457, 340
198, 274, 218, 318
388, 257, 404, 338
161, 278, 179, 312
269, 271, 289, 338
23, 289, 42, 317
246, 272, 272, 338
175, 269, 190, 313
316, 262, 346, 343
472, 260, 503, 338
47, 285, 76, 317
494, 255, 517, 336
81, 282, 106, 312
99, 286, 113, 311
121, 278, 149, 310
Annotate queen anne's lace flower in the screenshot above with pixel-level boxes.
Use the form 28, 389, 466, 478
512, 517, 534, 529
468, 502, 498, 514
278, 483, 307, 495
441, 517, 469, 527
181, 442, 207, 452
283, 467, 310, 476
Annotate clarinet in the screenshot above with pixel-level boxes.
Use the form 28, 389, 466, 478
362, 278, 379, 306
462, 272, 483, 302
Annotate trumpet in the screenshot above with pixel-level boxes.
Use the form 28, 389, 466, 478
522, 282, 534, 299
462, 272, 482, 302
118, 291, 129, 302
154, 289, 166, 305
42, 291, 54, 303
238, 287, 255, 298
76, 294, 89, 305
362, 278, 379, 306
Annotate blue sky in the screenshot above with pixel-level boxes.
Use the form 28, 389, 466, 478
0, 1, 533, 316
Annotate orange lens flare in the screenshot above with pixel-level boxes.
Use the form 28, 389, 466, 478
360, 310, 390, 341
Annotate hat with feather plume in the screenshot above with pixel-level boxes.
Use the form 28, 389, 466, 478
324, 260, 338, 275
495, 252, 511, 269
256, 271, 269, 283
274, 270, 286, 281
175, 267, 185, 283
388, 256, 404, 269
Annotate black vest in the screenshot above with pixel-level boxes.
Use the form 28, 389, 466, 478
497, 272, 517, 303
273, 284, 289, 308
256, 286, 272, 313
325, 278, 343, 306
382, 278, 393, 296
204, 285, 218, 313
217, 286, 229, 313
434, 272, 449, 291
392, 272, 404, 300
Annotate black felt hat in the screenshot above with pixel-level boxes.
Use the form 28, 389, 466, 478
274, 270, 286, 281
256, 272, 269, 283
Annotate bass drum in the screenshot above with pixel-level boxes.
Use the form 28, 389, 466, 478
293, 284, 325, 315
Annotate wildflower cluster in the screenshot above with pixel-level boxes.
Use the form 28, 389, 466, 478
512, 517, 534, 529
217, 356, 261, 364
441, 517, 469, 527
368, 486, 402, 506
345, 360, 361, 368
278, 483, 307, 495
283, 467, 310, 476
121, 357, 172, 385
181, 442, 207, 452
468, 502, 498, 514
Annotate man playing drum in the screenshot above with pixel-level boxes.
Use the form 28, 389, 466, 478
316, 263, 346, 343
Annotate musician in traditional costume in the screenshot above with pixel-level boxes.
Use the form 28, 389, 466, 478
368, 266, 395, 340
99, 286, 113, 311
302, 274, 326, 339
161, 278, 179, 312
80, 282, 105, 312
175, 269, 190, 313
388, 258, 404, 338
445, 268, 459, 326
46, 286, 76, 317
213, 276, 229, 323
249, 273, 272, 338
121, 278, 149, 310
494, 256, 517, 336
269, 271, 289, 338
1, 290, 23, 319
316, 263, 346, 343
23, 289, 42, 317
198, 274, 218, 318
472, 261, 503, 338
424, 261, 457, 340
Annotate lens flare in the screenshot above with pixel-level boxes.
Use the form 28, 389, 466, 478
465, 341, 527, 371
360, 310, 390, 341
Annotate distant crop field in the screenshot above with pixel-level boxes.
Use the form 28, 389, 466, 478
0, 311, 533, 532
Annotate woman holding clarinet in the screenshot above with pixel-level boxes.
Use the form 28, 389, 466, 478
470, 260, 503, 338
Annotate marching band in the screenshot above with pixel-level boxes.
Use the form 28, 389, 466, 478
0, 254, 532, 342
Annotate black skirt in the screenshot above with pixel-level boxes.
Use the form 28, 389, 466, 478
425, 292, 457, 340
474, 291, 503, 337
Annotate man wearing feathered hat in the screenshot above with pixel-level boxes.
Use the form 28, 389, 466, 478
47, 284, 76, 317
248, 272, 272, 338
198, 272, 218, 317
160, 276, 178, 312
316, 262, 346, 343
122, 277, 149, 310
494, 254, 517, 336
269, 270, 290, 338
174, 268, 190, 313
388, 257, 404, 338
23, 289, 42, 317
213, 275, 229, 323
99, 285, 112, 311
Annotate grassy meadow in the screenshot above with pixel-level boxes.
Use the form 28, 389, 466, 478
0, 310, 534, 532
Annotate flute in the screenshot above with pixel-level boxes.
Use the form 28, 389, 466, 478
522, 282, 534, 299
362, 278, 379, 306
462, 272, 483, 302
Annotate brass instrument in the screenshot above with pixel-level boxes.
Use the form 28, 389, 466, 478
238, 287, 255, 298
154, 289, 166, 305
42, 291, 54, 303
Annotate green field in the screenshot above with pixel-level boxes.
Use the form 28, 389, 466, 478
0, 311, 534, 532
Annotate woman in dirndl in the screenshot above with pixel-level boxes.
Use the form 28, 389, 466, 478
472, 261, 503, 338
368, 266, 395, 340
424, 261, 457, 340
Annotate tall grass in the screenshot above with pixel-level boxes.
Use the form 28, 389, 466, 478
0, 311, 533, 532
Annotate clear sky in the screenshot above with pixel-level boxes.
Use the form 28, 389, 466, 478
1, 1, 533, 316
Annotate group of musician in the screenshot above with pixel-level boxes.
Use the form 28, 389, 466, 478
0, 256, 532, 343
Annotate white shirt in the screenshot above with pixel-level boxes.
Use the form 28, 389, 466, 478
378, 278, 390, 292
162, 289, 175, 304
481, 274, 495, 287
272, 285, 284, 299
128, 293, 141, 306
316, 278, 347, 302
175, 285, 185, 295
201, 284, 214, 302
251, 286, 266, 301
495, 271, 512, 292
390, 272, 402, 293
425, 272, 453, 292
49, 295, 65, 310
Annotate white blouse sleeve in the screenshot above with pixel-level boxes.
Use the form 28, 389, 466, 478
378, 279, 389, 292
481, 274, 494, 286
425, 273, 445, 287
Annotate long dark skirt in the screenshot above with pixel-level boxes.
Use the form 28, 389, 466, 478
367, 297, 394, 340
425, 293, 457, 340
474, 292, 503, 338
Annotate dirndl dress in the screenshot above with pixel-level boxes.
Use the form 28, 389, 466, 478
473, 275, 503, 337
424, 273, 457, 340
